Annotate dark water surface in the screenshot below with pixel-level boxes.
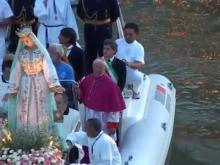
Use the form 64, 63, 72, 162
120, 0, 220, 164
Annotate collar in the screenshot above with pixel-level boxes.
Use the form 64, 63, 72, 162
67, 45, 73, 51
63, 106, 70, 115
95, 131, 103, 138
65, 45, 73, 56
91, 131, 104, 154
106, 56, 115, 62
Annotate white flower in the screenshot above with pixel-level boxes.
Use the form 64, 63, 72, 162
21, 154, 28, 159
2, 155, 7, 160
7, 158, 11, 162
3, 151, 7, 155
15, 161, 21, 165
37, 157, 45, 163
17, 149, 22, 154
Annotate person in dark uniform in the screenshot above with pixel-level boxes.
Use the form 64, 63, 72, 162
8, 0, 37, 53
77, 0, 120, 74
103, 39, 126, 91
1, 59, 12, 83
59, 27, 85, 82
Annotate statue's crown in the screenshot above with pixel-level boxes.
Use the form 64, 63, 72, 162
15, 26, 32, 37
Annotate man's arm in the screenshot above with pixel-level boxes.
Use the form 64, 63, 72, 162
126, 61, 144, 70
76, 0, 85, 20
127, 43, 145, 70
0, 17, 14, 26
114, 59, 126, 91
109, 0, 120, 22
0, 0, 13, 26
66, 131, 88, 146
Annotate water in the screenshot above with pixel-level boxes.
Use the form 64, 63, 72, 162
121, 0, 220, 164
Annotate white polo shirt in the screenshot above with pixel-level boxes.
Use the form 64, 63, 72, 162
116, 38, 145, 64
0, 0, 13, 38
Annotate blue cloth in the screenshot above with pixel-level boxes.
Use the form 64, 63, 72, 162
55, 61, 75, 84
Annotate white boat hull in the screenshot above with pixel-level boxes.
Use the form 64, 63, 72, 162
120, 74, 176, 165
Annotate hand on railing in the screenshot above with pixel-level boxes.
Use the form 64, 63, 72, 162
49, 86, 65, 93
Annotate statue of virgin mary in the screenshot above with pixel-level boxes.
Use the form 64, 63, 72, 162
4, 27, 65, 133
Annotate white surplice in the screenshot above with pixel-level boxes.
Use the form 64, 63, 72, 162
54, 108, 80, 149
34, 0, 79, 47
8, 47, 60, 132
66, 131, 122, 165
80, 105, 119, 140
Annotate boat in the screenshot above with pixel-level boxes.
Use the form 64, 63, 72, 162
119, 73, 176, 165
77, 72, 176, 165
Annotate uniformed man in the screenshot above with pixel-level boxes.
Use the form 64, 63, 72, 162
7, 0, 37, 53
0, 0, 13, 79
77, 0, 120, 74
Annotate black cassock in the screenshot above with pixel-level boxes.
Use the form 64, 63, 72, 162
77, 0, 120, 74
8, 0, 37, 52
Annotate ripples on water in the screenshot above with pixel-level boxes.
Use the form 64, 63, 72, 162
121, 0, 220, 164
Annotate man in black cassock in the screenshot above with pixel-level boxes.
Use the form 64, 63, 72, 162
7, 0, 37, 53
77, 0, 120, 74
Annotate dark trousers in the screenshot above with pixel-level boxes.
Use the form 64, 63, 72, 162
84, 23, 112, 74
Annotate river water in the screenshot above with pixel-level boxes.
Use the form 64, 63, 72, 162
120, 0, 220, 164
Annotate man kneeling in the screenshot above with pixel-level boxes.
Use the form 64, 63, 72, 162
66, 118, 121, 165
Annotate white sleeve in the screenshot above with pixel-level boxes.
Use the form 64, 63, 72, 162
71, 110, 81, 131
66, 131, 88, 146
135, 45, 145, 64
2, 0, 13, 18
34, 0, 49, 18
65, 0, 79, 40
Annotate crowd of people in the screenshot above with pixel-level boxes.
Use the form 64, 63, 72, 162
0, 0, 146, 164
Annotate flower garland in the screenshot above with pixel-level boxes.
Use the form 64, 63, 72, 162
0, 147, 64, 164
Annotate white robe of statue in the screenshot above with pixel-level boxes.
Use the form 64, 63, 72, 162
34, 0, 79, 47
8, 47, 60, 132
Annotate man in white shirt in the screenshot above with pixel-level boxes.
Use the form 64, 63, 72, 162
0, 0, 13, 80
34, 0, 79, 48
66, 118, 122, 165
116, 23, 145, 99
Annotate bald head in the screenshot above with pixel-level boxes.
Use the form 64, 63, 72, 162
92, 59, 105, 77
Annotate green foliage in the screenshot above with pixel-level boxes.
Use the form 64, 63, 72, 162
0, 130, 61, 151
